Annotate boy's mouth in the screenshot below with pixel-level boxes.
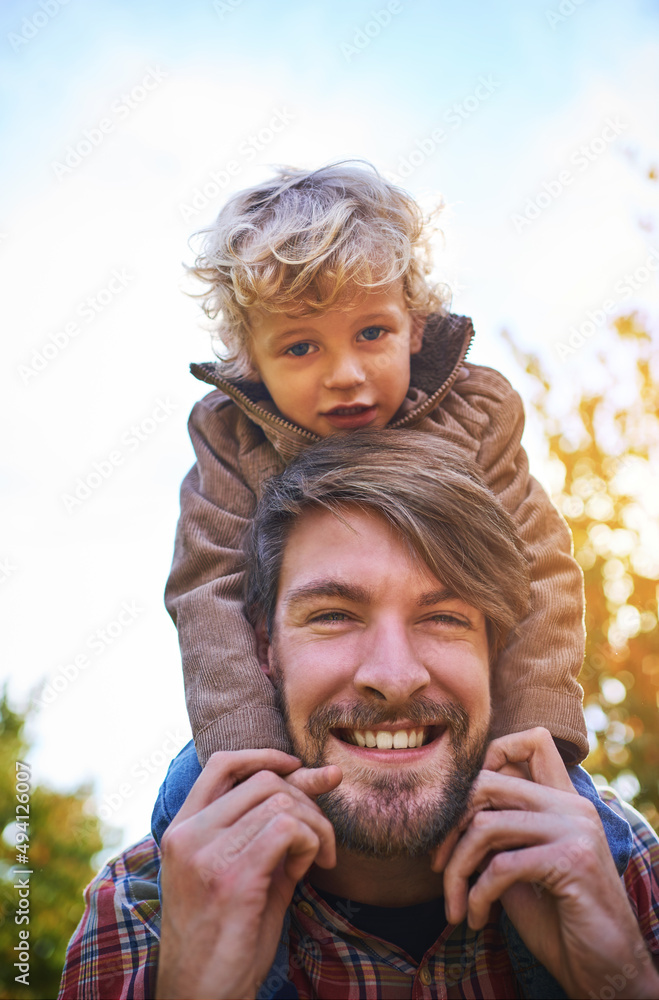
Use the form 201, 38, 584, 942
322, 404, 378, 429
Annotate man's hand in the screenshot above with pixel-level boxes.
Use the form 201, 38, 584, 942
155, 749, 341, 1000
433, 728, 659, 999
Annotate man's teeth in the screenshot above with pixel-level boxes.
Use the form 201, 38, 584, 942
350, 728, 427, 749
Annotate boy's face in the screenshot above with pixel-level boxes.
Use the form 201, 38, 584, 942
248, 282, 424, 437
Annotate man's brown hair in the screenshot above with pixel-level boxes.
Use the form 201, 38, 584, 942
244, 430, 530, 660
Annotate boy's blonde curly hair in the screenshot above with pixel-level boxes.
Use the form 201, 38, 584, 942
188, 161, 448, 375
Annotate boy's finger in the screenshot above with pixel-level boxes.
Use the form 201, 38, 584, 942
170, 749, 302, 829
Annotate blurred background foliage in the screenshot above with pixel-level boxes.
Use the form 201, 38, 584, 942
0, 692, 115, 1000
504, 311, 659, 830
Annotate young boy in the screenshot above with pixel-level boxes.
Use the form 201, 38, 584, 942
156, 162, 630, 868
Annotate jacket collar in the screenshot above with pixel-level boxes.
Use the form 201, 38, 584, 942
190, 312, 474, 460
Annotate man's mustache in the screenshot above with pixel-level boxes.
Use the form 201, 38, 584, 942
305, 695, 469, 743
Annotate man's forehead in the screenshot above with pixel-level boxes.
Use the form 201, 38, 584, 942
275, 506, 455, 607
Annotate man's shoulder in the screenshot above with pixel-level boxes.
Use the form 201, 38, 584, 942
597, 785, 659, 851
58, 836, 161, 999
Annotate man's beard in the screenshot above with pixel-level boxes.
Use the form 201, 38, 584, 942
276, 684, 489, 860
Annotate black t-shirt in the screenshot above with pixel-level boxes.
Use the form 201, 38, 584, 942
314, 886, 448, 965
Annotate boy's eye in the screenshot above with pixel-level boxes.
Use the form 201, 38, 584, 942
286, 342, 316, 357
358, 326, 385, 342
311, 611, 349, 623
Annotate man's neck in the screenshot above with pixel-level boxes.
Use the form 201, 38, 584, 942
309, 849, 444, 907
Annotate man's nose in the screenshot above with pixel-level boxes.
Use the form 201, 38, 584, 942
323, 352, 367, 390
353, 621, 431, 705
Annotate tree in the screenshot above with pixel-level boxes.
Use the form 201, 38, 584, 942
503, 313, 659, 830
0, 691, 112, 1000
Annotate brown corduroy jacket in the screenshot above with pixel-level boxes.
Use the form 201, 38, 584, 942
165, 312, 588, 766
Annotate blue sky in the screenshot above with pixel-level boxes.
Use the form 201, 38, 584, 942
1, 0, 658, 855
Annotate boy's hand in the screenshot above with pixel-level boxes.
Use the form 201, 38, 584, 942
156, 749, 341, 1000
433, 730, 659, 999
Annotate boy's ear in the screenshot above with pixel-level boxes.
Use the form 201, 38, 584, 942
255, 622, 272, 676
409, 312, 426, 354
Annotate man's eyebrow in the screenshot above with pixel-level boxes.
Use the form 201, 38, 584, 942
283, 580, 373, 609
417, 587, 459, 607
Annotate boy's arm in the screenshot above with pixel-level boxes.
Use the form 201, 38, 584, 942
439, 364, 588, 762
166, 392, 290, 766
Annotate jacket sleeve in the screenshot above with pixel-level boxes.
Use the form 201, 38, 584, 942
165, 392, 290, 765
436, 364, 588, 762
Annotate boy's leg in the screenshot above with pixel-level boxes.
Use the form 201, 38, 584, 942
151, 740, 202, 847
567, 765, 632, 875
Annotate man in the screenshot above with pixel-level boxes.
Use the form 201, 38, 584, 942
59, 432, 659, 999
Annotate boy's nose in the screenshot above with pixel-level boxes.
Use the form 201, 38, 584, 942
323, 354, 366, 391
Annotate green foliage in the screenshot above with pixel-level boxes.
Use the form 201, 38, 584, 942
0, 690, 108, 1000
504, 315, 659, 829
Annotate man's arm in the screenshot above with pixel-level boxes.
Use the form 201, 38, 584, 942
437, 729, 659, 999
156, 750, 340, 1000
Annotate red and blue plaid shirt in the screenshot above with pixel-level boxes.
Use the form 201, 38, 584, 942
59, 788, 659, 999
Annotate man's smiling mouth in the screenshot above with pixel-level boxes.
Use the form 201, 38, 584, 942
333, 725, 445, 750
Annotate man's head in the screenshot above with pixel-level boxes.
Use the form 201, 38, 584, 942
188, 163, 449, 436
244, 431, 530, 858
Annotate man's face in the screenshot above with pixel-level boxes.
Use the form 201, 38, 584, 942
264, 506, 491, 858
248, 282, 423, 438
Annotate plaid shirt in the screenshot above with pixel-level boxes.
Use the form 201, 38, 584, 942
59, 789, 659, 1000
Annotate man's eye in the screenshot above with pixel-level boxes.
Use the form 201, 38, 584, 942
358, 326, 385, 342
286, 342, 314, 356
428, 614, 469, 628
311, 611, 349, 623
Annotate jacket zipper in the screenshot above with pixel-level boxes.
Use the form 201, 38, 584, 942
192, 322, 474, 439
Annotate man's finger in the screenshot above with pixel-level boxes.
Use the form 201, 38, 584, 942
229, 809, 323, 891
196, 789, 337, 879
169, 749, 302, 830
166, 765, 339, 861
284, 764, 343, 798
443, 809, 575, 924
468, 768, 585, 817
482, 729, 575, 793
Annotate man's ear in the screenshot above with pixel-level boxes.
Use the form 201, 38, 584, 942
255, 622, 272, 676
409, 312, 426, 354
